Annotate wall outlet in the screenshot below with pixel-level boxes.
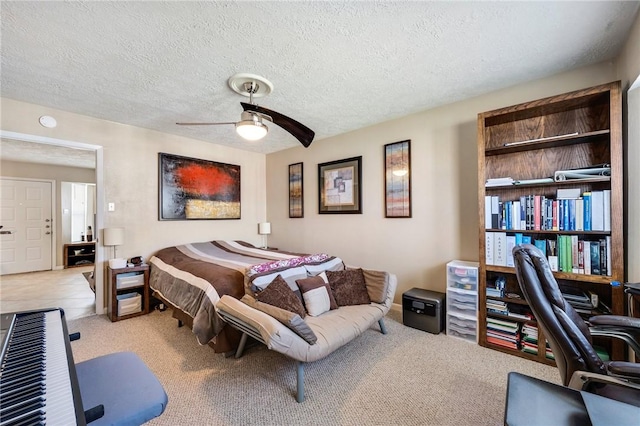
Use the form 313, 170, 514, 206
108, 202, 115, 212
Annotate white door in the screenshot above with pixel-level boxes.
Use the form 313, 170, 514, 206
0, 179, 53, 275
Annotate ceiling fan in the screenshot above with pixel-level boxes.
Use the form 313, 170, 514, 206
177, 73, 315, 148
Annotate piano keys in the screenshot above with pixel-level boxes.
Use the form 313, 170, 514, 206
0, 309, 86, 426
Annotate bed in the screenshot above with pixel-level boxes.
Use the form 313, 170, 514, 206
148, 240, 343, 353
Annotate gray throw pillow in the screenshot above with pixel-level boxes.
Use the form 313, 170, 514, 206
241, 295, 317, 345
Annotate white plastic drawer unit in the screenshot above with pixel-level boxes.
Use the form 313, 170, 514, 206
446, 260, 479, 343
447, 315, 477, 342
447, 288, 477, 317
116, 272, 145, 290
117, 292, 142, 316
447, 260, 478, 292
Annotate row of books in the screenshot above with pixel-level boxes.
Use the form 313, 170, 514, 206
520, 322, 554, 359
486, 317, 520, 350
485, 231, 612, 276
484, 190, 611, 232
486, 300, 533, 321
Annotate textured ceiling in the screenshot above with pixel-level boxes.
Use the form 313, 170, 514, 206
1, 1, 639, 161
1, 138, 96, 169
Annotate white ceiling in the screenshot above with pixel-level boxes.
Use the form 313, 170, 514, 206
1, 1, 639, 166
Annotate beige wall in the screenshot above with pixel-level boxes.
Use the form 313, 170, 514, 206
616, 10, 640, 283
0, 160, 96, 267
266, 62, 619, 302
0, 98, 268, 266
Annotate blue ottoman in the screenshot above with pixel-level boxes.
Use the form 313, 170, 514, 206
76, 351, 168, 425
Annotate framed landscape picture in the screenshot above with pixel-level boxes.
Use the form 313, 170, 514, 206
318, 156, 362, 214
289, 162, 304, 218
384, 140, 411, 218
159, 152, 241, 220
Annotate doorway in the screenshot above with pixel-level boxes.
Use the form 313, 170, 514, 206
0, 178, 54, 274
0, 130, 105, 315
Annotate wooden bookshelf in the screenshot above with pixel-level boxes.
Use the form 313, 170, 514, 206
477, 81, 625, 363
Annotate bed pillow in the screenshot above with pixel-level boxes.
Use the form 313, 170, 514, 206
241, 295, 317, 345
296, 275, 338, 316
255, 274, 306, 318
326, 268, 371, 306
303, 256, 345, 276
247, 266, 307, 300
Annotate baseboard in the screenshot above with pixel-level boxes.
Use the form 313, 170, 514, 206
390, 302, 402, 313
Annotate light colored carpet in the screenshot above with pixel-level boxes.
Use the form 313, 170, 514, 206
68, 310, 560, 425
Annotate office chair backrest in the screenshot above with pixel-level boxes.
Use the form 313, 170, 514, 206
512, 244, 608, 386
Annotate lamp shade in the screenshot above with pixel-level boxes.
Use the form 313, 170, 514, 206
236, 121, 268, 141
103, 227, 125, 246
258, 222, 271, 235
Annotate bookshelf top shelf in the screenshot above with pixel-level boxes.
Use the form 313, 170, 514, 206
485, 129, 609, 156
484, 176, 611, 190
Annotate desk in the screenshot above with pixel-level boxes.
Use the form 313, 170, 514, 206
504, 372, 640, 426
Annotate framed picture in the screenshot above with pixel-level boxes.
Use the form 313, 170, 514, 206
384, 140, 411, 218
159, 152, 241, 220
289, 162, 304, 218
318, 156, 362, 214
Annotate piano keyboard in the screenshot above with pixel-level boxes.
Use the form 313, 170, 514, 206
0, 309, 83, 426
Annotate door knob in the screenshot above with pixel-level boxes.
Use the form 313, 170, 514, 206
45, 219, 51, 222
45, 231, 51, 235
45, 225, 50, 228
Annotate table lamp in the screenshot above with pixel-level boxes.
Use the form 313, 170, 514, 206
258, 222, 271, 249
104, 227, 126, 268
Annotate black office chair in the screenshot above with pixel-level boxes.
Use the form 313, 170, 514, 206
512, 244, 640, 407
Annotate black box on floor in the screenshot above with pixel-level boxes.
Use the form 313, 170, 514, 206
402, 288, 445, 334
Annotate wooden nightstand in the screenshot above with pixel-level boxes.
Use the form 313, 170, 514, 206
107, 264, 150, 322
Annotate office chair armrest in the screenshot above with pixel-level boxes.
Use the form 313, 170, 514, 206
607, 361, 640, 381
588, 315, 640, 329
568, 370, 640, 392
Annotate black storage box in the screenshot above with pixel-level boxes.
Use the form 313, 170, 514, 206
402, 288, 445, 334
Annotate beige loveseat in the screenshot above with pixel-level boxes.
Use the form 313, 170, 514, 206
216, 269, 397, 402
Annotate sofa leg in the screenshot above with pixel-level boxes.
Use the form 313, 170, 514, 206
378, 318, 388, 335
296, 361, 305, 403
235, 333, 248, 358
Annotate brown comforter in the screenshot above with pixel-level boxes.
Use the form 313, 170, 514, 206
149, 241, 302, 351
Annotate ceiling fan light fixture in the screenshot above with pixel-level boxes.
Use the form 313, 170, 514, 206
236, 120, 268, 141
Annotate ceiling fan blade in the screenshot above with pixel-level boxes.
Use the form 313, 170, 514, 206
176, 122, 235, 126
241, 102, 315, 147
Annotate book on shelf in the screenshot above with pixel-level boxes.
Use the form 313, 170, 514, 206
494, 232, 507, 266
486, 336, 519, 350
603, 190, 611, 232
506, 235, 516, 267
591, 190, 604, 231
485, 232, 494, 265
590, 241, 601, 275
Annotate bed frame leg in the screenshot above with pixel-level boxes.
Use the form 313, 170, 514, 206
378, 318, 388, 335
235, 333, 248, 359
296, 361, 305, 403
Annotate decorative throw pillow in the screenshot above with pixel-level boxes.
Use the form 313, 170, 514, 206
296, 275, 338, 316
255, 274, 306, 318
360, 268, 390, 304
326, 268, 371, 306
241, 295, 317, 345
